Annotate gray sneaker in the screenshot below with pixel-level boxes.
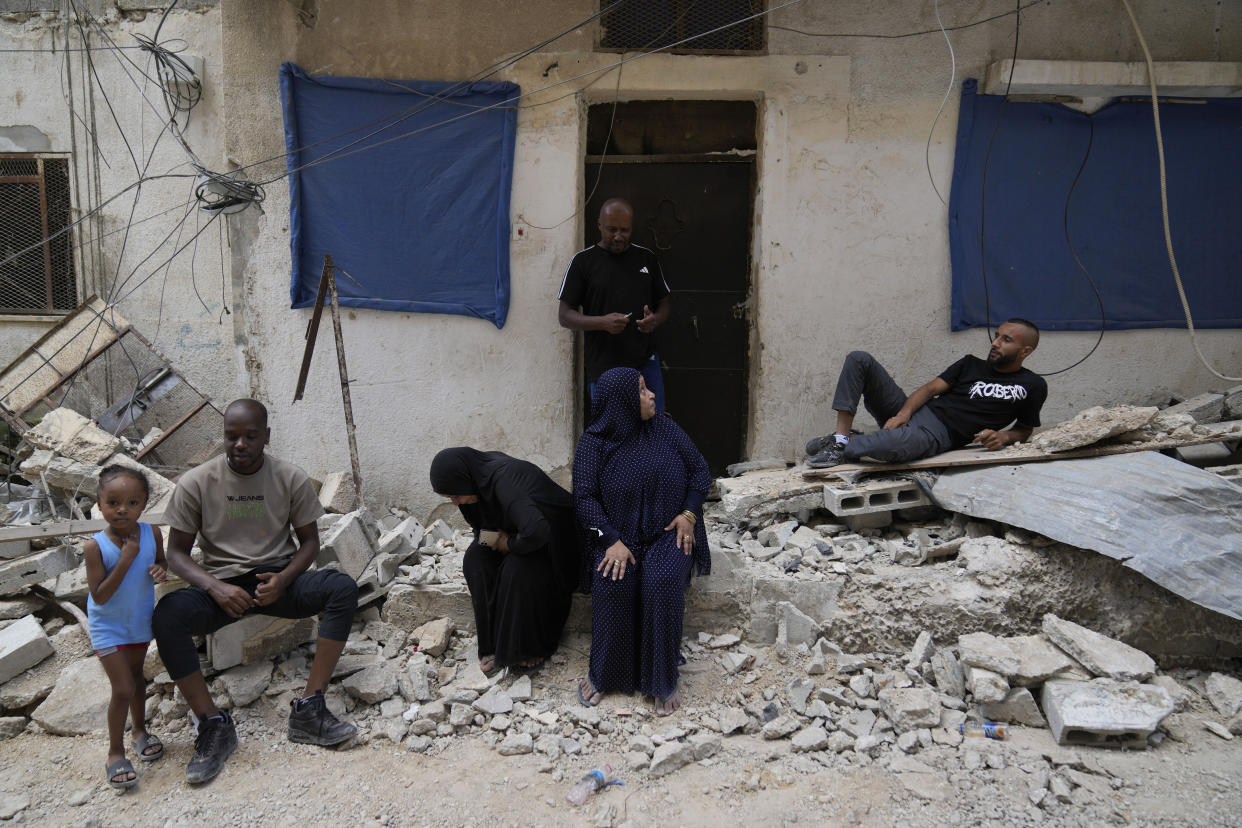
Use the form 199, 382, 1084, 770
805, 434, 833, 456
186, 710, 237, 784
288, 690, 356, 746
806, 441, 848, 469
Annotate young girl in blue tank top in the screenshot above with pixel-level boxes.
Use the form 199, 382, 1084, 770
84, 465, 167, 790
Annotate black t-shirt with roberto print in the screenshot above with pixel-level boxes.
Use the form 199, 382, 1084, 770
926, 355, 1047, 448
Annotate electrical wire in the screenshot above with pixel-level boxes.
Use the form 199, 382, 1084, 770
1118, 0, 1241, 382
925, 0, 957, 206
261, 0, 807, 187
1040, 114, 1106, 377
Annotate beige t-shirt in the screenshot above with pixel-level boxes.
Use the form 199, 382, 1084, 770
164, 453, 324, 578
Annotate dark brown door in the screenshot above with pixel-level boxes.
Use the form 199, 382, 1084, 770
584, 159, 753, 474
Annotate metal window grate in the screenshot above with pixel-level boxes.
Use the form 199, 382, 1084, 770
599, 0, 766, 53
0, 155, 77, 314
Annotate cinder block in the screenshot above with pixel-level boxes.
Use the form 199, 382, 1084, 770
208, 615, 316, 671
0, 615, 54, 684
0, 545, 78, 596
1041, 679, 1173, 748
824, 478, 929, 517
844, 512, 892, 531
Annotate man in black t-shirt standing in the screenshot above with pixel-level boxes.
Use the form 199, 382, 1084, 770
558, 198, 672, 412
806, 319, 1048, 468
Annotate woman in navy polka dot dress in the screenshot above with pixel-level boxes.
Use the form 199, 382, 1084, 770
573, 367, 711, 715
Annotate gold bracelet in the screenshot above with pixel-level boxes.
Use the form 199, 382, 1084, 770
680, 509, 697, 525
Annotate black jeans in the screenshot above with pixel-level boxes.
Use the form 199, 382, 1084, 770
831, 351, 952, 464
152, 567, 357, 681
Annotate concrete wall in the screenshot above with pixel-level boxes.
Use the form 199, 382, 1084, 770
5, 0, 1240, 517
0, 3, 238, 406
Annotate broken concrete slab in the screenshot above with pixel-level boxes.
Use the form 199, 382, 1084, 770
0, 545, 78, 597
957, 632, 1021, 677
1008, 635, 1081, 686
725, 458, 788, 477
216, 661, 273, 707
1042, 614, 1155, 681
381, 583, 475, 633
343, 662, 400, 704
1031, 405, 1159, 452
31, 657, 109, 735
934, 453, 1242, 621
715, 468, 824, 520
878, 687, 941, 733
1204, 672, 1242, 719
1163, 393, 1225, 424
0, 624, 89, 711
930, 650, 966, 699
318, 472, 358, 514
1224, 385, 1242, 420
1041, 678, 1173, 748
412, 617, 452, 658
22, 408, 122, 465
966, 665, 1009, 704
791, 726, 830, 752
748, 576, 838, 645
980, 687, 1047, 727
0, 614, 53, 684
208, 615, 316, 671
318, 509, 378, 581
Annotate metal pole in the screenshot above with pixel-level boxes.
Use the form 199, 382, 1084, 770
325, 258, 363, 511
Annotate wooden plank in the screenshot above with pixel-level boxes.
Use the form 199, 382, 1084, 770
803, 420, 1242, 480
0, 512, 167, 544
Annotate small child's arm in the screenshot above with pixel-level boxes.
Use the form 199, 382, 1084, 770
85, 536, 140, 605
148, 526, 167, 583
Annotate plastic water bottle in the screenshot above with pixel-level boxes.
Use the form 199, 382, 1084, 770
959, 721, 1007, 740
566, 765, 615, 806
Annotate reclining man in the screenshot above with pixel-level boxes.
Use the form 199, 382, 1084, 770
806, 319, 1047, 468
153, 399, 358, 784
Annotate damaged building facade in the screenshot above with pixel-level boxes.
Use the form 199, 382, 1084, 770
0, 0, 1239, 514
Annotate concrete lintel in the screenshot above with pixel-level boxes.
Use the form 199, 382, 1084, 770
983, 59, 1242, 99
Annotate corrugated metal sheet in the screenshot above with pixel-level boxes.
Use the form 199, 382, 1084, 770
932, 452, 1242, 620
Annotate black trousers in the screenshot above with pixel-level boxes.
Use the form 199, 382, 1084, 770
152, 567, 357, 681
463, 543, 572, 668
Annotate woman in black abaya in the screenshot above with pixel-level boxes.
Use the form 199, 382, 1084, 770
429, 448, 578, 673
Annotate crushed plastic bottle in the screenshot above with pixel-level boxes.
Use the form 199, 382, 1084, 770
959, 721, 1007, 740
566, 764, 616, 806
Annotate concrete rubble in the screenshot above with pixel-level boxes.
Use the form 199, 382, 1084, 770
0, 403, 1240, 822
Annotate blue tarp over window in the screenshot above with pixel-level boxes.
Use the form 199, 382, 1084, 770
948, 78, 1242, 332
279, 63, 518, 328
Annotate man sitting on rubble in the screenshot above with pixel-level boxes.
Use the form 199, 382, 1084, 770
805, 319, 1047, 468
153, 398, 358, 785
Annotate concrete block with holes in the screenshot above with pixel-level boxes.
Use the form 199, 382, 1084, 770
822, 478, 929, 517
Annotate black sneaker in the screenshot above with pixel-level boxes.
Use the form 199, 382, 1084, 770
186, 710, 237, 784
288, 690, 357, 746
806, 441, 848, 469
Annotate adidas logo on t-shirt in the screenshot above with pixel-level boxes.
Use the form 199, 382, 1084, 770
639, 266, 649, 273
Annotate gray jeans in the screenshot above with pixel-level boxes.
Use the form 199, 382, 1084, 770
831, 351, 951, 464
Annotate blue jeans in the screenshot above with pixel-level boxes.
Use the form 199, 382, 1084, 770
589, 353, 665, 415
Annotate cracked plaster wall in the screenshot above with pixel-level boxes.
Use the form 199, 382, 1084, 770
5, 1, 1239, 517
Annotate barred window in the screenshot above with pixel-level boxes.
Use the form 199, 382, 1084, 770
0, 155, 77, 314
599, 0, 766, 54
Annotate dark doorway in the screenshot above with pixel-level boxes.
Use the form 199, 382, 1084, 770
584, 100, 755, 474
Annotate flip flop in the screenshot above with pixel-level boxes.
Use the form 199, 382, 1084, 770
132, 732, 164, 762
479, 655, 500, 678
106, 757, 138, 790
577, 678, 602, 708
